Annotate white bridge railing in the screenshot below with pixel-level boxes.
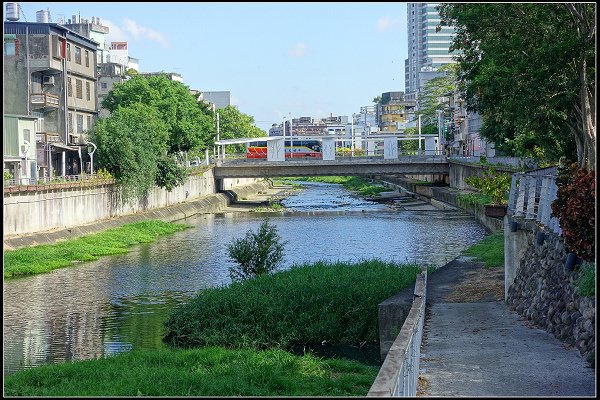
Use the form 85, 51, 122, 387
507, 167, 561, 234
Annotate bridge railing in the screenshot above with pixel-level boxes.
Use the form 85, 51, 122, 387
215, 148, 446, 162
368, 268, 427, 397
507, 168, 561, 235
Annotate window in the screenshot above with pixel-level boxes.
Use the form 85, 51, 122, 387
101, 82, 108, 89
66, 43, 71, 61
67, 77, 72, 97
86, 81, 91, 101
87, 115, 93, 131
75, 46, 81, 64
76, 79, 82, 99
77, 115, 84, 133
68, 112, 73, 133
4, 37, 17, 56
85, 50, 89, 67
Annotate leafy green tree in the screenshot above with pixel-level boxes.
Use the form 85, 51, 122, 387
417, 63, 457, 125
227, 219, 287, 282
102, 75, 215, 153
217, 105, 267, 154
155, 157, 187, 191
90, 103, 169, 202
438, 3, 595, 169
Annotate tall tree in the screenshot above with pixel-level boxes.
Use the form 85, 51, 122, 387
102, 75, 215, 153
216, 105, 267, 153
416, 63, 457, 125
439, 3, 595, 169
91, 103, 169, 202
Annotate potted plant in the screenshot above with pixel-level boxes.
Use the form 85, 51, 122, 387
465, 166, 512, 218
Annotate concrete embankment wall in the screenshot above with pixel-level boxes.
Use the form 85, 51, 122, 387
505, 217, 595, 361
381, 175, 503, 233
3, 167, 263, 238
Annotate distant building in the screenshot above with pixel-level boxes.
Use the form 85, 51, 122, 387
199, 91, 231, 109
268, 115, 349, 137
374, 92, 415, 132
405, 3, 457, 94
97, 62, 129, 118
140, 71, 183, 83
4, 21, 99, 178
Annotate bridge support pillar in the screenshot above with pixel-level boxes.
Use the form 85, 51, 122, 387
384, 136, 399, 159
322, 137, 336, 160
267, 138, 285, 161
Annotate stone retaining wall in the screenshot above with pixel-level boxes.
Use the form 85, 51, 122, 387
506, 226, 595, 361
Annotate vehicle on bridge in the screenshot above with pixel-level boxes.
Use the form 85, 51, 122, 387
247, 140, 322, 159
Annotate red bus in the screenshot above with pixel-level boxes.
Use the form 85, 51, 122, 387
247, 140, 322, 158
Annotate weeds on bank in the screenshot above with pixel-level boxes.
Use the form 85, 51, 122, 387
280, 176, 390, 197
4, 347, 378, 397
164, 259, 429, 349
462, 231, 504, 268
4, 220, 190, 278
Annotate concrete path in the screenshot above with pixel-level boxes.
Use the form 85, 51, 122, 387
418, 257, 596, 397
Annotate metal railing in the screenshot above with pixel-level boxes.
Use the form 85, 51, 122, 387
3, 174, 114, 187
507, 169, 561, 234
368, 269, 427, 397
216, 148, 447, 162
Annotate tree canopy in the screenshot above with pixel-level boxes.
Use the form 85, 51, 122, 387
439, 3, 595, 169
91, 103, 169, 202
216, 105, 267, 153
417, 63, 457, 125
102, 75, 215, 153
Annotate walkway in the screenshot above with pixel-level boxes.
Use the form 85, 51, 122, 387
418, 257, 596, 397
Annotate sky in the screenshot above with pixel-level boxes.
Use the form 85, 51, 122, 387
15, 2, 408, 132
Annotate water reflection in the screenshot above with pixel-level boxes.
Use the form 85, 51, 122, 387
3, 181, 487, 376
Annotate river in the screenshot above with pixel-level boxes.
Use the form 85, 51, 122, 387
3, 181, 487, 376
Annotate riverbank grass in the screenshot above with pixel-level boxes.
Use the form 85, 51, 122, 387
4, 220, 190, 279
164, 259, 428, 349
462, 231, 504, 268
281, 176, 390, 197
4, 347, 378, 397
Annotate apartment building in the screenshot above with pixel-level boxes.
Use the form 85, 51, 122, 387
4, 21, 98, 178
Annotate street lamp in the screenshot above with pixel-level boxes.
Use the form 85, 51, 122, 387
87, 141, 97, 175
289, 112, 293, 157
21, 140, 31, 183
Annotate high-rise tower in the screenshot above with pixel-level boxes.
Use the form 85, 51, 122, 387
405, 3, 457, 95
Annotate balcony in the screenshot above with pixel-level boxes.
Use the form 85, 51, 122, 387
36, 131, 62, 144
30, 93, 60, 111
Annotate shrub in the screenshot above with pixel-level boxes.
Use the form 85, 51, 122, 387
551, 161, 595, 261
164, 259, 426, 349
574, 261, 595, 297
465, 166, 511, 205
227, 219, 287, 282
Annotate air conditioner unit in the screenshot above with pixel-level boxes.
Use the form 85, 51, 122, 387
43, 76, 55, 86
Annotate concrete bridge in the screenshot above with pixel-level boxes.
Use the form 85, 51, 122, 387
213, 134, 449, 178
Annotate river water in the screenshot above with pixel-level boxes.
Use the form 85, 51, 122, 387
3, 181, 487, 376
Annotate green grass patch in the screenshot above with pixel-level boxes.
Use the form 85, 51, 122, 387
456, 192, 492, 207
575, 261, 595, 297
4, 346, 378, 397
462, 231, 504, 268
4, 220, 190, 279
164, 259, 430, 349
281, 176, 390, 197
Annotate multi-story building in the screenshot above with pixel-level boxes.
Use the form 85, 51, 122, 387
404, 2, 458, 120
268, 115, 349, 137
375, 91, 415, 132
4, 21, 99, 178
107, 41, 139, 72
97, 62, 129, 118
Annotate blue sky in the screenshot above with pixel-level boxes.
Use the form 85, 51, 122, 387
18, 2, 408, 131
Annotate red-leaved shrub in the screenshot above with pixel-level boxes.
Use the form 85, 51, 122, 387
551, 162, 596, 261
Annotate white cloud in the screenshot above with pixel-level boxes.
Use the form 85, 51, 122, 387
289, 43, 308, 57
123, 18, 170, 48
376, 16, 402, 32
102, 18, 170, 48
